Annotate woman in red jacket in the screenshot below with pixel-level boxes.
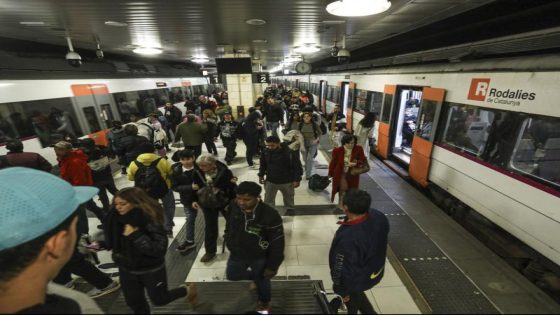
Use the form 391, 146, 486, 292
328, 134, 367, 208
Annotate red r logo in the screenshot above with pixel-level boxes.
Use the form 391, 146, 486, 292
468, 78, 490, 101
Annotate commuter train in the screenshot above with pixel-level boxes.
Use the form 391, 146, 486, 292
0, 77, 220, 163
276, 54, 560, 279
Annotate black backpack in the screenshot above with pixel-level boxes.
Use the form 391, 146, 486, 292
134, 158, 169, 199
308, 174, 331, 192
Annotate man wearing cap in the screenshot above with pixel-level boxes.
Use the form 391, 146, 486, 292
0, 167, 102, 313
225, 181, 285, 314
217, 111, 239, 165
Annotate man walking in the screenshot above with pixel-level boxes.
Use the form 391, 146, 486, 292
329, 188, 389, 314
175, 113, 208, 158
258, 136, 303, 212
217, 111, 239, 165
225, 181, 285, 314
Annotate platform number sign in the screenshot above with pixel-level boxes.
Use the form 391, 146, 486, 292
254, 73, 270, 84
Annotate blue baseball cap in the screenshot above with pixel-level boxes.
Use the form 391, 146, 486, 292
0, 167, 99, 251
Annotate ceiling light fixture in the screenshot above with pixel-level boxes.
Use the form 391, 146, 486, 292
192, 57, 210, 64
245, 19, 266, 25
104, 21, 128, 27
326, 0, 391, 17
19, 21, 45, 26
133, 47, 163, 55
294, 44, 321, 54
253, 39, 268, 44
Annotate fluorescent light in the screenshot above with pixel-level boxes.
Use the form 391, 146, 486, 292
326, 0, 391, 17
245, 19, 266, 25
133, 47, 163, 55
294, 44, 321, 54
19, 21, 45, 25
192, 57, 209, 63
105, 21, 128, 27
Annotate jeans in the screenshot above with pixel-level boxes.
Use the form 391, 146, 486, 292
54, 250, 113, 290
267, 122, 280, 138
85, 199, 105, 222
303, 140, 318, 179
160, 189, 176, 232
204, 139, 218, 155
120, 266, 187, 314
226, 255, 271, 303
202, 207, 227, 254
183, 204, 197, 242
264, 181, 295, 209
244, 138, 258, 166
222, 138, 237, 163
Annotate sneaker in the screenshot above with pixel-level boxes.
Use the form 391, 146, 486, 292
87, 280, 120, 298
200, 253, 216, 263
167, 231, 174, 238
257, 301, 271, 314
176, 240, 196, 252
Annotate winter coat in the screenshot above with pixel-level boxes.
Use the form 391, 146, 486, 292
170, 162, 197, 206
192, 160, 237, 202
225, 200, 285, 271
328, 145, 367, 202
58, 150, 94, 186
175, 121, 208, 146
117, 134, 150, 166
164, 105, 183, 126
258, 143, 303, 184
106, 127, 126, 153
329, 209, 389, 296
2, 152, 52, 172
127, 153, 173, 188
103, 208, 168, 272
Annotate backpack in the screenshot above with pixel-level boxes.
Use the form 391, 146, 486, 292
308, 174, 331, 192
153, 128, 167, 150
134, 158, 169, 199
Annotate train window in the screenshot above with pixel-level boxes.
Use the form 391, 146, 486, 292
510, 117, 560, 188
416, 100, 438, 140
99, 104, 114, 127
0, 98, 83, 148
440, 103, 495, 156
354, 89, 368, 113
82, 107, 102, 133
380, 94, 393, 123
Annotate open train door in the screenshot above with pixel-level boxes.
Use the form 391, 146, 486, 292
409, 87, 445, 187
377, 85, 396, 159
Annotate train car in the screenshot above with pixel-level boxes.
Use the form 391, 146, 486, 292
276, 54, 560, 275
0, 77, 218, 163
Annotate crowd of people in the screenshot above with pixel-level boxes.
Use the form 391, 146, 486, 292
0, 84, 388, 315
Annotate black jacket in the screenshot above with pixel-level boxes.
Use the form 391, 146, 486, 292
225, 200, 285, 271
170, 162, 197, 206
164, 105, 183, 126
117, 135, 150, 166
258, 143, 303, 184
329, 209, 389, 296
218, 120, 239, 141
103, 208, 168, 272
266, 105, 284, 124
193, 160, 237, 202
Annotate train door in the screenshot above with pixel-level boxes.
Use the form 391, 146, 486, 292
409, 87, 445, 187
377, 85, 395, 159
339, 81, 355, 133
390, 86, 424, 164
319, 80, 327, 113
71, 84, 119, 145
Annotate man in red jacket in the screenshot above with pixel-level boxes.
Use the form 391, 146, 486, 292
54, 141, 94, 186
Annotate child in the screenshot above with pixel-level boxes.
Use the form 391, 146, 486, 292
171, 149, 199, 251
102, 187, 196, 314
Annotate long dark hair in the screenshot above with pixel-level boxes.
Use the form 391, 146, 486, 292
359, 112, 378, 128
114, 187, 164, 225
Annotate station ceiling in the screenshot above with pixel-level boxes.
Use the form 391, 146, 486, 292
0, 0, 501, 70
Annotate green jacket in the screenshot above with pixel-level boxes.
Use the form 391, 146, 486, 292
215, 105, 233, 119
175, 121, 208, 146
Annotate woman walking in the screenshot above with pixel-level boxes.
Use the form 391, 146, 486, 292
102, 187, 195, 314
328, 134, 367, 208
